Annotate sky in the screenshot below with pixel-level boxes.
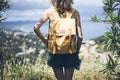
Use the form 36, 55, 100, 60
5, 0, 104, 22
3, 0, 108, 40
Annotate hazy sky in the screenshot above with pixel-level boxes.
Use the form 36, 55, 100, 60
5, 0, 104, 22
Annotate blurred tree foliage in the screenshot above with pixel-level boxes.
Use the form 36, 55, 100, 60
91, 0, 120, 55
0, 28, 48, 80
0, 0, 11, 23
0, 0, 11, 80
91, 0, 120, 80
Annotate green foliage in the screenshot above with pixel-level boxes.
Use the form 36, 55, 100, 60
100, 55, 120, 80
91, 0, 120, 55
91, 0, 120, 80
3, 56, 55, 80
73, 60, 106, 80
4, 54, 109, 80
0, 27, 54, 80
102, 31, 120, 53
91, 15, 101, 22
0, 0, 11, 23
0, 28, 48, 80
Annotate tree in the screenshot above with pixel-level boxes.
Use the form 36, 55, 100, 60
91, 0, 120, 55
0, 0, 11, 80
0, 0, 11, 23
91, 0, 120, 80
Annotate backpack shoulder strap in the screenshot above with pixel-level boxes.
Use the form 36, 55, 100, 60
67, 9, 76, 18
51, 7, 60, 18
51, 7, 75, 18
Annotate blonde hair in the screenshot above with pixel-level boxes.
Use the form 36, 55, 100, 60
51, 0, 73, 17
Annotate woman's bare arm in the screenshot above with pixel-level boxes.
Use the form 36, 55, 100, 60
75, 10, 83, 53
34, 10, 49, 46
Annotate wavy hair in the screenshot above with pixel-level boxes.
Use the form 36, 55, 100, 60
51, 0, 73, 17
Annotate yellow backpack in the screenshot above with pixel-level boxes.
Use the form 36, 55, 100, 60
48, 7, 77, 54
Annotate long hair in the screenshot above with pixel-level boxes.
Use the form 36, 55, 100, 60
51, 0, 73, 17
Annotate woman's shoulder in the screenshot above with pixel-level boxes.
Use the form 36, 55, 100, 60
46, 7, 55, 12
44, 7, 55, 15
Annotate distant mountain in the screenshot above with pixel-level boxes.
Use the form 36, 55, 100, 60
91, 35, 105, 44
13, 29, 25, 33
0, 21, 36, 32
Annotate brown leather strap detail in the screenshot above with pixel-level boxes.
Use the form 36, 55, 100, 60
68, 29, 73, 54
52, 30, 56, 54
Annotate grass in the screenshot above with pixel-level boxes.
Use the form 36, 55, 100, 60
73, 60, 106, 80
1, 54, 111, 80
